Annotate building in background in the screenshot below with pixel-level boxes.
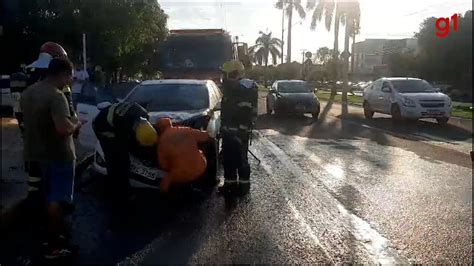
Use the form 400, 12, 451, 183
352, 38, 418, 79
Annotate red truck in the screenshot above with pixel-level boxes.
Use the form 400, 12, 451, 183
159, 29, 250, 86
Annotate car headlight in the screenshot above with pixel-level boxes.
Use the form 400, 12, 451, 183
402, 97, 416, 107
446, 98, 452, 107
181, 115, 211, 130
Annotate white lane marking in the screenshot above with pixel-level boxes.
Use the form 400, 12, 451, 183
254, 132, 409, 264
257, 156, 334, 263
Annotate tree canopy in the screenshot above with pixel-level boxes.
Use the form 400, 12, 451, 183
1, 0, 168, 80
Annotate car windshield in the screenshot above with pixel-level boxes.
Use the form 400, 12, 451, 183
126, 83, 209, 111
391, 80, 437, 93
278, 82, 312, 93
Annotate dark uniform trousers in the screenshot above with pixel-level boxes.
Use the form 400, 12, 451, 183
222, 131, 251, 182
96, 134, 131, 203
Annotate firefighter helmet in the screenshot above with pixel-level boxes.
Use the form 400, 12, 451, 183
135, 118, 158, 147
27, 42, 68, 69
40, 42, 68, 58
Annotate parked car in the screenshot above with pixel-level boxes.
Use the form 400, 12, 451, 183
266, 80, 321, 119
363, 77, 452, 125
79, 79, 222, 189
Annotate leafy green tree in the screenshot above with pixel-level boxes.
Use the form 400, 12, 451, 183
415, 11, 472, 100
316, 47, 332, 64
275, 0, 306, 63
249, 31, 282, 86
1, 0, 168, 81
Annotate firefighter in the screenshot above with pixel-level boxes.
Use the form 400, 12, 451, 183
92, 101, 157, 203
218, 60, 258, 195
155, 118, 210, 193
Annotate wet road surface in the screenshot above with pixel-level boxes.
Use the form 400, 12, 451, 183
1, 94, 472, 264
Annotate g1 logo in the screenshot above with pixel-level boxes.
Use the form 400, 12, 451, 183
435, 14, 459, 38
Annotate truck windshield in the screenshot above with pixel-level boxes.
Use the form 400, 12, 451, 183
162, 36, 232, 70
126, 83, 210, 111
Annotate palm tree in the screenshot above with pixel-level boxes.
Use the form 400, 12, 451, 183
249, 31, 282, 86
338, 0, 361, 112
275, 0, 306, 63
316, 46, 332, 64
307, 0, 340, 61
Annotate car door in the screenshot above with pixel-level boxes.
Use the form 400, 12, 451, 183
369, 79, 384, 112
267, 82, 278, 110
379, 81, 394, 114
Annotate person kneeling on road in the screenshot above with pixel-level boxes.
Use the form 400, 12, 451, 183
92, 101, 157, 203
155, 118, 210, 193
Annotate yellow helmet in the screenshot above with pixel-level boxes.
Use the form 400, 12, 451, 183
221, 60, 245, 74
135, 118, 158, 147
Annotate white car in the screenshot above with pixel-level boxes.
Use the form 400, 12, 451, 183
78, 79, 222, 189
363, 77, 452, 125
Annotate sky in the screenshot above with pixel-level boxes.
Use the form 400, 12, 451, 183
159, 0, 472, 62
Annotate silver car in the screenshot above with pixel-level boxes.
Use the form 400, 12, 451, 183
266, 80, 321, 119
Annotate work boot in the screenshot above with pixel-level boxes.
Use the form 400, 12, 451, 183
238, 181, 250, 195
218, 180, 238, 194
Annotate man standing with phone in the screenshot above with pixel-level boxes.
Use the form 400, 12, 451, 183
21, 58, 81, 260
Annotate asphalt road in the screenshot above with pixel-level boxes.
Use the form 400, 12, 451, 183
0, 93, 472, 264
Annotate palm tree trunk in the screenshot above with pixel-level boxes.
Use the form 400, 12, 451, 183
331, 12, 340, 96
264, 55, 269, 87
341, 14, 351, 116
351, 34, 355, 74
286, 3, 293, 63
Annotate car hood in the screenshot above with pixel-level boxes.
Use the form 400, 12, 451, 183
148, 109, 209, 124
398, 92, 449, 101
279, 93, 317, 102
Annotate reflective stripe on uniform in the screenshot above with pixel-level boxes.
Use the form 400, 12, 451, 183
98, 131, 116, 138
239, 124, 248, 130
238, 180, 250, 183
107, 103, 118, 127
222, 126, 239, 132
10, 80, 27, 87
28, 176, 41, 182
237, 102, 252, 108
28, 187, 39, 192
115, 103, 131, 117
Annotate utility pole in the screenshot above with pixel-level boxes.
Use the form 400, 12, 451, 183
281, 7, 285, 65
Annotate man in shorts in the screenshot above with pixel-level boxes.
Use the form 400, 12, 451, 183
21, 58, 81, 260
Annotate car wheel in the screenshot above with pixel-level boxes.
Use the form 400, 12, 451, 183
202, 138, 218, 187
436, 117, 449, 125
363, 101, 374, 119
391, 104, 403, 121
312, 106, 320, 120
